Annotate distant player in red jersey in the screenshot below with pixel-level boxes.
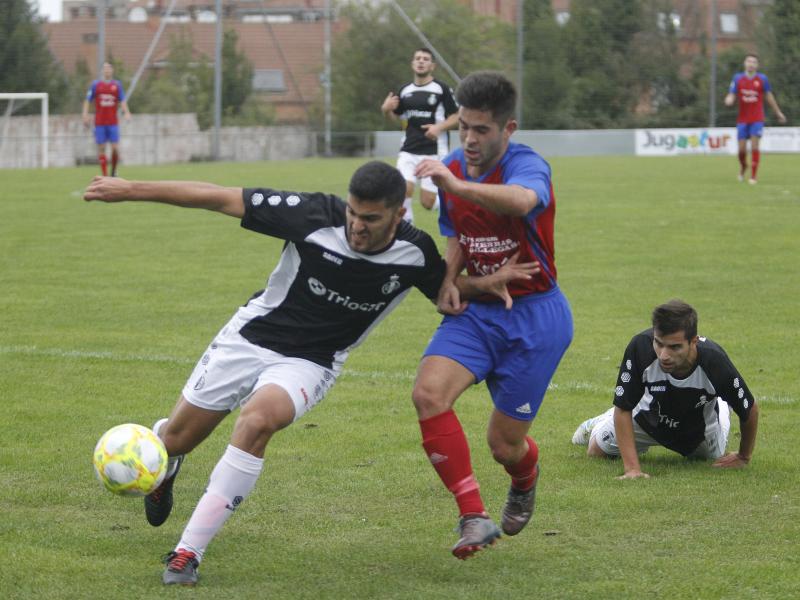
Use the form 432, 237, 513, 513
724, 54, 786, 184
412, 71, 572, 559
82, 62, 131, 176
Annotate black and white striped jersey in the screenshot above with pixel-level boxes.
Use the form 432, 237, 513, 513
236, 188, 446, 370
613, 329, 754, 456
394, 79, 458, 156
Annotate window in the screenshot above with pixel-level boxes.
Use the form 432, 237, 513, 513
70, 7, 80, 19
720, 13, 739, 34
252, 70, 286, 93
82, 32, 98, 43
555, 11, 570, 26
657, 12, 681, 31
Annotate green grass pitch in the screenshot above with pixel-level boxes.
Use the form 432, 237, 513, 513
1, 154, 798, 598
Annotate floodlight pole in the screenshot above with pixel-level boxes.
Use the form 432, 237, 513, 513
709, 0, 718, 127
97, 0, 106, 77
323, 0, 332, 156
213, 0, 222, 161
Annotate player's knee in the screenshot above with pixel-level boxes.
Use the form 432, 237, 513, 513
239, 402, 292, 438
411, 381, 450, 419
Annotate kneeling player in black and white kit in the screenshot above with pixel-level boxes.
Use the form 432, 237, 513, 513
83, 161, 538, 586
571, 300, 759, 479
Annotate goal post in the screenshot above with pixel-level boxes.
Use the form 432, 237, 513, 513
0, 92, 49, 168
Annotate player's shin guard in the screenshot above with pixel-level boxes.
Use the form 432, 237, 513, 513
503, 436, 539, 491
751, 150, 760, 179
99, 153, 108, 176
175, 444, 263, 561
420, 410, 485, 517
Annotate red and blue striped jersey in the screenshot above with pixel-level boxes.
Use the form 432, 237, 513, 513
438, 142, 557, 298
728, 72, 771, 124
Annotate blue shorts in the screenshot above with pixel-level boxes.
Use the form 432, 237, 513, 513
737, 122, 763, 140
423, 286, 573, 421
94, 124, 120, 145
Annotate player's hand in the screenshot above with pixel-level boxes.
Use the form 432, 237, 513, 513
480, 252, 540, 310
421, 123, 440, 141
83, 176, 133, 203
616, 469, 650, 480
381, 92, 399, 114
415, 158, 458, 193
437, 281, 467, 315
82, 114, 91, 128
724, 94, 735, 107
711, 452, 750, 468
776, 112, 787, 124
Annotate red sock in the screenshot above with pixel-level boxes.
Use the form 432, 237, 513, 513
99, 153, 107, 176
504, 436, 539, 491
751, 150, 760, 179
419, 410, 485, 517
111, 150, 119, 174
738, 150, 747, 174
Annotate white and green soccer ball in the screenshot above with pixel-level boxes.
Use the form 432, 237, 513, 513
93, 423, 168, 496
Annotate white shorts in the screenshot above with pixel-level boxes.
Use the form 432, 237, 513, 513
396, 151, 443, 194
182, 312, 337, 422
590, 401, 730, 459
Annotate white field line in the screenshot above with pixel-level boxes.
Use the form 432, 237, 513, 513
0, 344, 795, 405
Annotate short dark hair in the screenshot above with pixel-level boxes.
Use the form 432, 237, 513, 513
455, 71, 517, 126
348, 161, 406, 208
414, 47, 434, 60
652, 300, 698, 341
745, 53, 759, 61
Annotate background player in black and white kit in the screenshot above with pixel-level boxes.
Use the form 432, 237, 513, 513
83, 161, 538, 586
381, 48, 459, 222
571, 300, 759, 479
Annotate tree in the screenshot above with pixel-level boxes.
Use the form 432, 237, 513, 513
760, 0, 800, 124
0, 0, 68, 112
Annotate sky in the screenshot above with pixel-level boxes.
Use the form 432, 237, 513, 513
33, 0, 63, 22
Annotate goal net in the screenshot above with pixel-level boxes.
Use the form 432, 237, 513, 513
0, 93, 49, 168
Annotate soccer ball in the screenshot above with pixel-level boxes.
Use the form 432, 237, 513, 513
93, 423, 168, 496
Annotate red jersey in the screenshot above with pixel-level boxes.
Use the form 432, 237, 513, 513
438, 143, 557, 298
86, 79, 126, 126
728, 72, 771, 124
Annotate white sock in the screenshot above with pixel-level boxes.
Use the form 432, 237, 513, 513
152, 417, 182, 478
176, 444, 264, 561
402, 197, 414, 223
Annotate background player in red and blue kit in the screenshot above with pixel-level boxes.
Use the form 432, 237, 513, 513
82, 62, 132, 176
412, 71, 573, 559
724, 53, 786, 184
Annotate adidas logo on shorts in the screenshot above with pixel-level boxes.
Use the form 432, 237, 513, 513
515, 403, 532, 415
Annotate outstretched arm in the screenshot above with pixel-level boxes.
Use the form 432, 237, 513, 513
83, 176, 245, 218
713, 401, 759, 468
415, 158, 538, 217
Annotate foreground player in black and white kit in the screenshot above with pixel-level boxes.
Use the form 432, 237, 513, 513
572, 300, 759, 479
381, 48, 459, 222
84, 161, 537, 586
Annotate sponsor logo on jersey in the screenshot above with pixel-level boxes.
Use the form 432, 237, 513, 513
405, 109, 433, 119
649, 385, 666, 392
251, 192, 264, 206
515, 403, 532, 414
381, 274, 401, 295
268, 194, 282, 206
323, 251, 343, 265
286, 194, 301, 206
307, 277, 387, 312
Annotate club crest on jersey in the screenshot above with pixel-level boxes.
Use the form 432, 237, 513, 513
251, 192, 264, 206
308, 277, 327, 296
428, 94, 437, 105
381, 274, 401, 295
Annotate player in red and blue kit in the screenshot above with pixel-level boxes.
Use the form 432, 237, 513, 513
412, 71, 573, 559
82, 62, 132, 176
724, 54, 786, 184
